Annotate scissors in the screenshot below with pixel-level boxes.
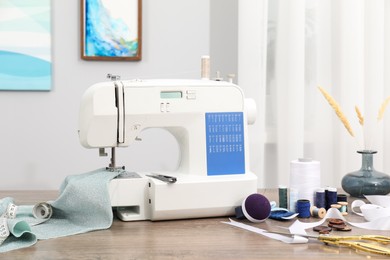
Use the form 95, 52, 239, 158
267, 231, 390, 256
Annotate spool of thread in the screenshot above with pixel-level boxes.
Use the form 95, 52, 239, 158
201, 55, 210, 80
278, 185, 288, 209
296, 199, 311, 218
310, 206, 326, 219
289, 158, 321, 207
331, 204, 341, 211
337, 194, 348, 212
315, 188, 326, 209
289, 188, 299, 213
338, 201, 348, 215
325, 187, 337, 210
337, 194, 347, 202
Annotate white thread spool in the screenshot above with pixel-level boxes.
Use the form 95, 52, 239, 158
289, 188, 299, 212
289, 158, 321, 207
201, 55, 210, 80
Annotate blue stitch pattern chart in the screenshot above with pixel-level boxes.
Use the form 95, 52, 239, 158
205, 112, 245, 175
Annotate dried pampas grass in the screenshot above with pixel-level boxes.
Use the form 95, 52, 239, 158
318, 86, 355, 137
377, 96, 390, 121
355, 106, 364, 126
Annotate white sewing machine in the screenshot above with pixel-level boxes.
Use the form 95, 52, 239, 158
78, 78, 257, 221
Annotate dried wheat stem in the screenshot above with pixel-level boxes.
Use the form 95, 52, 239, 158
377, 96, 390, 121
318, 86, 355, 137
354, 105, 366, 149
355, 106, 364, 126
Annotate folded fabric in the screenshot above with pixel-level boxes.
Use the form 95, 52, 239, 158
269, 201, 298, 221
0, 168, 122, 253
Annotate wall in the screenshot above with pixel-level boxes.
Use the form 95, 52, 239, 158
210, 0, 238, 82
0, 0, 211, 189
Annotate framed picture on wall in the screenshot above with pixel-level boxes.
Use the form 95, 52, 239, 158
81, 0, 142, 61
0, 0, 51, 91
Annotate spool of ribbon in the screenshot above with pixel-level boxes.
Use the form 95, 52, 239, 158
351, 196, 390, 222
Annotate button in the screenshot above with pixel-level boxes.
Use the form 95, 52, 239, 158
187, 94, 196, 100
166, 103, 170, 112
160, 103, 165, 112
186, 90, 196, 99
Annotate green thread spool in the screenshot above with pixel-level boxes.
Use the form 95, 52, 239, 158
278, 185, 288, 209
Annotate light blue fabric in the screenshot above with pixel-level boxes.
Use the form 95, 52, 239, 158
0, 168, 121, 252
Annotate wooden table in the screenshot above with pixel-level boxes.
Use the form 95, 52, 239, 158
0, 189, 388, 259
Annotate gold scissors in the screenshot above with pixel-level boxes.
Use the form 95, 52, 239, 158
267, 231, 390, 256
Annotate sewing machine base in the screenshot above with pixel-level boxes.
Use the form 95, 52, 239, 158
109, 172, 257, 221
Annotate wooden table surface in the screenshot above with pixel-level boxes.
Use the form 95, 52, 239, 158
0, 189, 389, 259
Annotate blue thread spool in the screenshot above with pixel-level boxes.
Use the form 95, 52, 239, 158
337, 194, 347, 202
296, 199, 311, 218
325, 187, 337, 210
315, 188, 326, 209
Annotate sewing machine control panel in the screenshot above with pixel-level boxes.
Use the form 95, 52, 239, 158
160, 90, 197, 112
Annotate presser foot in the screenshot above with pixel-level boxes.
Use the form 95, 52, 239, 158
105, 165, 125, 172
99, 147, 124, 172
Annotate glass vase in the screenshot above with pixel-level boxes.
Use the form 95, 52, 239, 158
341, 150, 390, 198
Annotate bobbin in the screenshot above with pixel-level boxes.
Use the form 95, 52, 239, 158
331, 204, 341, 210
330, 202, 348, 216
310, 205, 326, 219
338, 201, 348, 216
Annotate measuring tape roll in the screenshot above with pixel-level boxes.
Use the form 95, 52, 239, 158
32, 202, 53, 219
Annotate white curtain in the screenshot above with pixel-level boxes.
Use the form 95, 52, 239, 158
239, 0, 390, 188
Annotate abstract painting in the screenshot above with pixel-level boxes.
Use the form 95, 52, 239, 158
81, 0, 142, 61
0, 0, 51, 91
